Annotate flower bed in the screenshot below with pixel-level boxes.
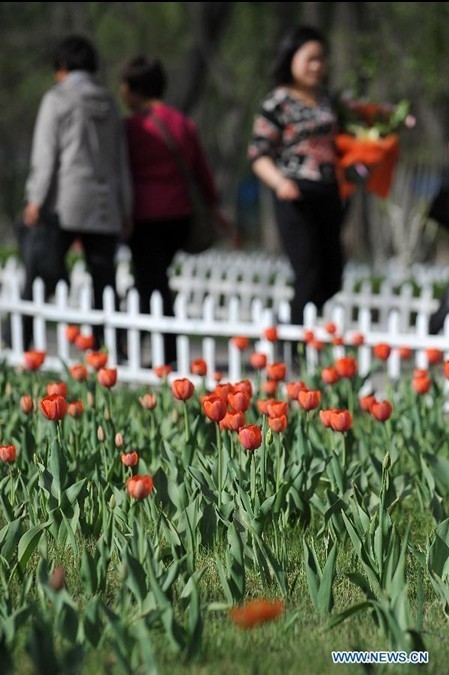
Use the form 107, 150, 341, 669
1, 342, 449, 672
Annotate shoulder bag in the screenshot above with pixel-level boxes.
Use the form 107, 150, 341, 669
148, 112, 216, 254
428, 168, 449, 231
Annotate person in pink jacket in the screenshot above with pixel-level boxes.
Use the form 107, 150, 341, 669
120, 54, 231, 367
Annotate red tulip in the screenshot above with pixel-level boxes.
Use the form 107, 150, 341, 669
266, 362, 287, 381
232, 336, 250, 351
40, 395, 68, 421
298, 389, 321, 411
335, 356, 357, 379
263, 326, 278, 342
373, 343, 391, 361
24, 350, 46, 371
324, 322, 337, 335
332, 336, 344, 346
69, 364, 88, 382
330, 409, 353, 432
250, 352, 268, 370
229, 599, 284, 630
310, 339, 324, 351
171, 378, 194, 401
154, 364, 172, 379
126, 474, 154, 499
319, 409, 336, 428
67, 400, 84, 418
0, 445, 17, 463
86, 351, 108, 370
20, 395, 33, 415
285, 381, 308, 399
202, 395, 227, 422
213, 383, 233, 402
359, 395, 377, 412
321, 366, 340, 385
256, 398, 276, 416
351, 332, 365, 346
262, 380, 278, 395
228, 390, 251, 412
238, 424, 262, 451
412, 374, 431, 394
426, 348, 443, 365
65, 325, 80, 343
190, 358, 207, 376
266, 400, 289, 419
371, 400, 393, 422
121, 451, 139, 467
97, 368, 117, 388
75, 334, 95, 351
219, 410, 246, 431
268, 415, 287, 433
234, 380, 253, 397
398, 346, 412, 360
46, 381, 67, 398
303, 329, 314, 344
444, 360, 449, 379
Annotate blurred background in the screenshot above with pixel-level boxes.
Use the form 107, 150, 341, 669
1, 1, 449, 272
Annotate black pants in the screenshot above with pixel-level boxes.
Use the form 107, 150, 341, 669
273, 184, 345, 325
22, 229, 119, 350
129, 217, 190, 364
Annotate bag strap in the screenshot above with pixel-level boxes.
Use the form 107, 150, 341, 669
147, 110, 196, 191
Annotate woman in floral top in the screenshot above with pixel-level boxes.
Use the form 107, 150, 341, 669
248, 25, 345, 330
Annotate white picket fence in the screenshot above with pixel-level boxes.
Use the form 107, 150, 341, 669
1, 250, 449, 390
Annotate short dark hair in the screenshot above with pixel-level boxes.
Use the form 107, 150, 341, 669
120, 55, 167, 99
273, 25, 328, 86
53, 35, 98, 73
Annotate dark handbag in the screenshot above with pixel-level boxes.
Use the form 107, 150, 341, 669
148, 112, 216, 254
16, 213, 68, 293
428, 172, 449, 230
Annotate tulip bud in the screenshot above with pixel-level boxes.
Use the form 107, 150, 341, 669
383, 452, 391, 471
265, 427, 273, 446
87, 391, 95, 407
97, 425, 105, 442
115, 432, 124, 447
108, 494, 116, 509
5, 382, 12, 397
104, 407, 110, 421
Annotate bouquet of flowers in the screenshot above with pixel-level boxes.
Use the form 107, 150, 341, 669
335, 96, 416, 199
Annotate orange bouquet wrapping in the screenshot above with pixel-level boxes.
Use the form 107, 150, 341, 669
335, 98, 415, 200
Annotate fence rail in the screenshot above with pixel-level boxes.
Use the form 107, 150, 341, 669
1, 253, 449, 390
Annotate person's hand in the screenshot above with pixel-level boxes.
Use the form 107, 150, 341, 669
275, 178, 301, 201
23, 203, 40, 228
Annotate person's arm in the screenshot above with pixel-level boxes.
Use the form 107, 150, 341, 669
251, 156, 301, 201
24, 91, 59, 227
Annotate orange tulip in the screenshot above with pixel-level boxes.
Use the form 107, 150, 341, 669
230, 599, 284, 629
232, 336, 250, 351
373, 343, 391, 361
335, 356, 357, 379
190, 358, 207, 376
263, 326, 278, 342
126, 474, 154, 499
139, 393, 157, 410
202, 395, 227, 422
67, 400, 84, 418
40, 395, 68, 421
256, 398, 276, 416
412, 373, 431, 395
266, 362, 287, 381
332, 336, 344, 346
310, 339, 324, 351
46, 381, 67, 398
234, 380, 253, 397
24, 350, 46, 371
398, 346, 412, 360
172, 378, 195, 401
86, 351, 108, 370
298, 389, 321, 411
250, 352, 268, 370
285, 381, 308, 399
0, 445, 17, 463
351, 332, 365, 346
371, 400, 392, 422
97, 368, 117, 388
319, 408, 336, 428
121, 451, 139, 467
321, 366, 340, 385
268, 415, 288, 433
154, 364, 172, 379
65, 325, 80, 343
444, 360, 449, 379
303, 329, 314, 344
426, 348, 443, 365
213, 383, 233, 402
330, 409, 353, 432
20, 395, 33, 415
238, 424, 262, 451
219, 410, 246, 431
324, 322, 337, 335
75, 334, 95, 351
359, 395, 377, 412
228, 390, 251, 413
69, 364, 88, 382
266, 400, 289, 419
262, 380, 278, 395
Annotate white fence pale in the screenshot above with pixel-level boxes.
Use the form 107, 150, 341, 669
1, 252, 449, 391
